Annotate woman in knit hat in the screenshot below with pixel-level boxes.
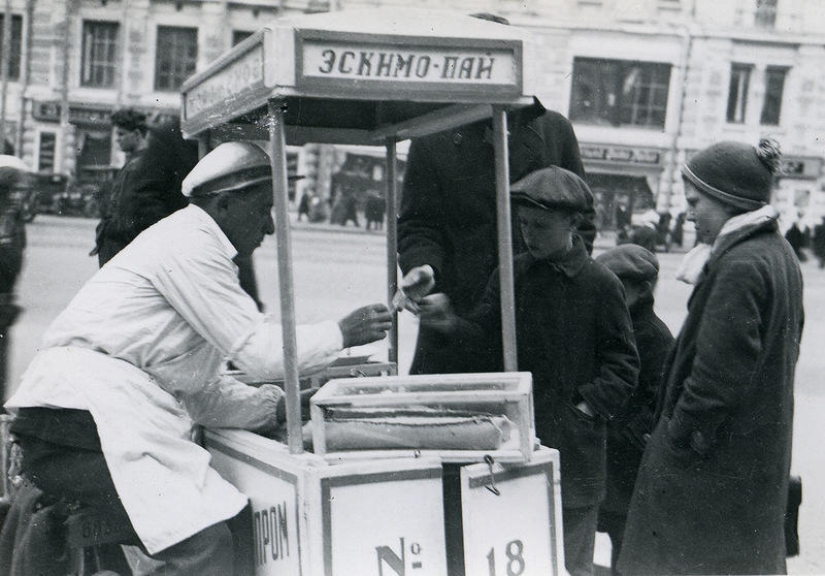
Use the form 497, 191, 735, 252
618, 139, 804, 575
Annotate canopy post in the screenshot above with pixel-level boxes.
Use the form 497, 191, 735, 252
492, 106, 518, 372
267, 99, 303, 454
385, 138, 399, 365
197, 133, 210, 159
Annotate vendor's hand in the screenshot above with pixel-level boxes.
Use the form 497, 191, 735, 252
339, 303, 393, 348
418, 293, 457, 333
392, 265, 435, 313
275, 387, 319, 424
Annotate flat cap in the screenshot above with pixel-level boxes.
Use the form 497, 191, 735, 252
511, 166, 594, 213
595, 244, 659, 282
182, 142, 272, 198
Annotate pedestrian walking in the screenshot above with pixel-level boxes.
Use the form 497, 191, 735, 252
594, 245, 674, 574
784, 219, 807, 261
618, 139, 804, 576
812, 217, 825, 268
297, 191, 312, 222
365, 192, 386, 230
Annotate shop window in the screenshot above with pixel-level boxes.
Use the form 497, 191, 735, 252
569, 58, 671, 129
232, 30, 253, 46
760, 66, 787, 126
0, 14, 22, 81
38, 132, 56, 173
155, 26, 197, 91
755, 0, 777, 28
82, 21, 119, 88
726, 64, 752, 124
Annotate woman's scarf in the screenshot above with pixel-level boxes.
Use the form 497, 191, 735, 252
676, 205, 778, 285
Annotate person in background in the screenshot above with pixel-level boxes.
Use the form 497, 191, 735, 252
297, 190, 312, 222
418, 166, 639, 576
0, 158, 28, 404
92, 108, 150, 265
594, 245, 674, 575
618, 139, 804, 575
669, 211, 686, 248
812, 216, 825, 268
4, 142, 393, 575
784, 216, 807, 261
94, 117, 198, 266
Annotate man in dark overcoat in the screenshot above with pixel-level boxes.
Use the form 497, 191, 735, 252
0, 161, 27, 403
618, 139, 804, 576
397, 99, 591, 375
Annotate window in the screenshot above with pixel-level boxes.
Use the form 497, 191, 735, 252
755, 0, 777, 28
81, 21, 119, 87
727, 64, 752, 123
155, 26, 197, 91
760, 66, 787, 126
569, 58, 672, 129
38, 132, 56, 172
232, 30, 253, 46
0, 14, 23, 81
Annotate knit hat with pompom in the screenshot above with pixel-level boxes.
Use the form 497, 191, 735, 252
681, 138, 781, 211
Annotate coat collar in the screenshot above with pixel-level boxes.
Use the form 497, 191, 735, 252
525, 234, 589, 278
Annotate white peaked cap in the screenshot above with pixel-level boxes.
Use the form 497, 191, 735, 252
181, 142, 272, 198
0, 155, 30, 172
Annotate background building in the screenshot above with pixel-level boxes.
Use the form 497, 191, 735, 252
1, 0, 823, 229
0, 0, 327, 204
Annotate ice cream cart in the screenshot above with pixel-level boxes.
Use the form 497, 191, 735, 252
180, 8, 565, 575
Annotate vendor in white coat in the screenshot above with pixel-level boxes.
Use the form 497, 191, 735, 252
5, 141, 393, 574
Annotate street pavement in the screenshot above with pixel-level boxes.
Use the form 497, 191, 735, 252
7, 215, 825, 574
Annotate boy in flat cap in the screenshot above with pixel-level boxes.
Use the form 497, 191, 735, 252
6, 142, 393, 575
619, 140, 803, 575
594, 245, 674, 574
420, 166, 639, 576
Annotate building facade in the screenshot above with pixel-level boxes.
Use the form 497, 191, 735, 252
346, 0, 825, 229
1, 0, 823, 228
0, 0, 327, 195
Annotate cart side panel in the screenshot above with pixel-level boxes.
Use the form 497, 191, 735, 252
206, 430, 448, 576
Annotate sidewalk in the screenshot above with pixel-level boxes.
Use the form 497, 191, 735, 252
290, 214, 693, 255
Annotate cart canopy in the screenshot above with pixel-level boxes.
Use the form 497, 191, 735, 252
180, 8, 538, 145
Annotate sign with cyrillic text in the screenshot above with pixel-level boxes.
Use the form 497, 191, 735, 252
297, 31, 521, 96
208, 440, 302, 575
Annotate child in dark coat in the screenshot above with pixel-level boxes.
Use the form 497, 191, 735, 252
594, 245, 674, 574
419, 166, 639, 576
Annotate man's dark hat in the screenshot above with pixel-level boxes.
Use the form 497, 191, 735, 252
510, 166, 594, 213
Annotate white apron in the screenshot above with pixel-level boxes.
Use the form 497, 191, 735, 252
8, 346, 248, 554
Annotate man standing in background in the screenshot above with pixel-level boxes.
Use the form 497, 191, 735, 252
91, 108, 150, 266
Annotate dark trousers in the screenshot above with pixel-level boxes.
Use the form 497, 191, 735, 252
597, 509, 627, 574
16, 434, 234, 575
563, 505, 599, 576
